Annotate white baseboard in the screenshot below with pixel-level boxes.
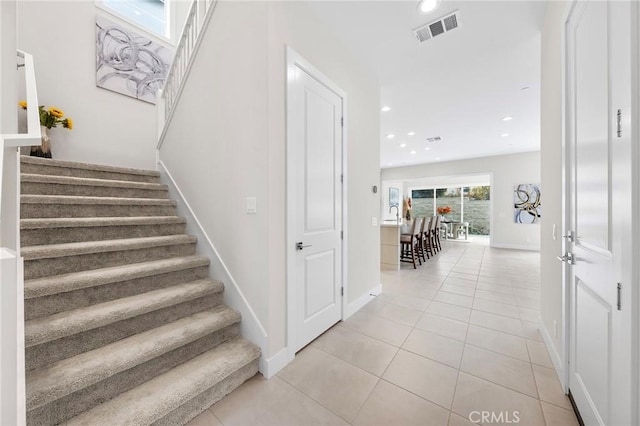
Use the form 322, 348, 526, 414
262, 347, 291, 379
345, 284, 382, 319
491, 242, 541, 251
157, 160, 269, 373
539, 321, 566, 389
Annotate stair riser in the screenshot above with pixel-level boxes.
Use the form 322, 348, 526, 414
26, 294, 222, 371
21, 163, 161, 184
21, 181, 168, 200
156, 361, 259, 426
26, 265, 210, 320
24, 242, 197, 280
21, 223, 186, 246
27, 324, 240, 426
21, 203, 176, 219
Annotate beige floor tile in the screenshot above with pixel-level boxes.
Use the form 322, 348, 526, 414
434, 291, 475, 308
526, 340, 554, 368
518, 306, 541, 323
515, 296, 540, 309
341, 310, 413, 347
376, 292, 431, 311
474, 289, 517, 305
449, 271, 478, 281
472, 298, 520, 319
361, 299, 423, 327
353, 380, 450, 426
441, 283, 477, 297
312, 324, 398, 376
448, 412, 479, 426
532, 365, 573, 410
541, 402, 579, 426
465, 325, 529, 361
212, 375, 347, 426
444, 277, 478, 288
185, 409, 223, 426
475, 282, 514, 295
469, 310, 524, 337
460, 345, 538, 398
512, 288, 541, 300
415, 313, 469, 342
452, 373, 545, 426
452, 267, 480, 276
402, 328, 465, 368
383, 349, 459, 409
520, 321, 544, 342
277, 346, 378, 422
426, 301, 472, 323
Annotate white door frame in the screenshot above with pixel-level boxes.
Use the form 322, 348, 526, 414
285, 47, 348, 362
562, 1, 640, 421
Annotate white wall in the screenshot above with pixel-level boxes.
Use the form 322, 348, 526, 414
382, 151, 541, 250
17, 1, 160, 169
158, 1, 381, 365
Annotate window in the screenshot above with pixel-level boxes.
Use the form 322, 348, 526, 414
411, 184, 491, 235
100, 0, 168, 38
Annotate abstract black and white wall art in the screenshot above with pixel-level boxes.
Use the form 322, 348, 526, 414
96, 15, 173, 104
514, 183, 541, 224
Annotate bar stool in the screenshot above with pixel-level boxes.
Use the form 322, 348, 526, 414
400, 219, 419, 269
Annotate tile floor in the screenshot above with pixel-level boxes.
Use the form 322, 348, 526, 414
187, 241, 579, 426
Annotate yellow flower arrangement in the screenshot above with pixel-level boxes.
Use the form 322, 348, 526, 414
18, 101, 73, 130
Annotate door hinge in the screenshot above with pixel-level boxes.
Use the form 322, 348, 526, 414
340, 230, 343, 240
617, 283, 622, 310
341, 287, 344, 296
616, 109, 622, 138
341, 117, 344, 127
340, 174, 343, 183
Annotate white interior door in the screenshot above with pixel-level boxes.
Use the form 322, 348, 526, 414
287, 52, 343, 354
565, 1, 633, 424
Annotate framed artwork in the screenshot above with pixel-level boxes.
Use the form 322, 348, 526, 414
389, 187, 400, 207
514, 183, 541, 224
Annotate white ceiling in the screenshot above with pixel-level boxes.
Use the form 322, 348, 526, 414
305, 1, 546, 167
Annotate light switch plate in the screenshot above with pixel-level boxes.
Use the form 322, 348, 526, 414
372, 217, 378, 226
246, 197, 257, 214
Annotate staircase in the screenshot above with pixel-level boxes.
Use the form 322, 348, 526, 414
20, 156, 260, 425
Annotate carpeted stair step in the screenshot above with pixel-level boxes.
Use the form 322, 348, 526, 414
26, 308, 244, 425
22, 235, 197, 279
25, 279, 222, 349
64, 337, 260, 426
20, 156, 161, 183
25, 256, 210, 320
21, 195, 177, 218
21, 173, 169, 199
21, 216, 187, 246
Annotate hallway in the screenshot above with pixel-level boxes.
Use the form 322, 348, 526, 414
188, 243, 578, 425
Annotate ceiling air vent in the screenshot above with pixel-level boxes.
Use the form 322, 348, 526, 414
413, 11, 460, 43
426, 136, 442, 143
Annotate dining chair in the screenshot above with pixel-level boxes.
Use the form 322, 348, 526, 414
400, 219, 419, 269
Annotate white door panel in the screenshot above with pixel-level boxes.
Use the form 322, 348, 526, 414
565, 1, 633, 425
288, 56, 343, 354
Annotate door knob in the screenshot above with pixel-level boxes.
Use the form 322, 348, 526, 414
296, 242, 312, 251
556, 252, 575, 265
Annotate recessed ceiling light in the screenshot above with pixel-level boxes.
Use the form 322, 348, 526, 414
407, 132, 416, 136
436, 157, 441, 161
387, 134, 395, 139
521, 86, 530, 91
381, 106, 391, 112
424, 147, 431, 151
410, 150, 417, 155
502, 116, 513, 121
417, 0, 440, 14
400, 143, 407, 148
388, 163, 393, 166
502, 133, 509, 137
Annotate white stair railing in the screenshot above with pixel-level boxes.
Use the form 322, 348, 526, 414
156, 0, 218, 147
0, 49, 40, 426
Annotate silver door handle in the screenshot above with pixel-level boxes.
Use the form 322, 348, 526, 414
556, 252, 575, 265
296, 242, 312, 251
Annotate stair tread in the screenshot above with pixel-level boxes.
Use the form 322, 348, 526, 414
25, 279, 223, 348
21, 173, 168, 191
21, 194, 176, 206
65, 337, 260, 426
22, 234, 197, 260
24, 255, 210, 299
26, 306, 241, 411
21, 216, 186, 230
20, 156, 160, 178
